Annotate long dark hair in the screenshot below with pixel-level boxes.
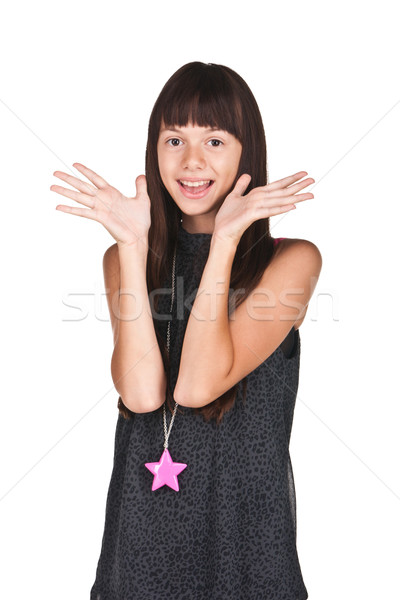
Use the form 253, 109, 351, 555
118, 61, 276, 424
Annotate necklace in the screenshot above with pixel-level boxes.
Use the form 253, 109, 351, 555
144, 243, 187, 492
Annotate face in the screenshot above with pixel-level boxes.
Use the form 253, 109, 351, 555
157, 121, 242, 234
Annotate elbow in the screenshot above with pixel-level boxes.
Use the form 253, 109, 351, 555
116, 377, 167, 414
111, 356, 167, 414
174, 384, 211, 409
121, 391, 165, 414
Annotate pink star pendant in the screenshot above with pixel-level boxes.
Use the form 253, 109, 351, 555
145, 448, 187, 492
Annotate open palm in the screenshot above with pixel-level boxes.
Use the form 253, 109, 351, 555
51, 163, 151, 246
214, 171, 314, 244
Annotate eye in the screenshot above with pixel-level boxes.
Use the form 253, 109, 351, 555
166, 138, 182, 147
208, 139, 223, 147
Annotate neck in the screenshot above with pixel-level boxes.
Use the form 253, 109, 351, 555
181, 217, 215, 235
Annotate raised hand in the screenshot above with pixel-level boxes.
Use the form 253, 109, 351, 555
51, 163, 151, 247
214, 171, 315, 244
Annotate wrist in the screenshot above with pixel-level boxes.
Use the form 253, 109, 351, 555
210, 232, 238, 255
117, 242, 149, 269
117, 237, 148, 255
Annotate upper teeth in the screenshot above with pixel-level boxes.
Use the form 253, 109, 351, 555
180, 180, 210, 187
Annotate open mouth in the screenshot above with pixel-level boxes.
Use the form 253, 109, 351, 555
177, 180, 214, 197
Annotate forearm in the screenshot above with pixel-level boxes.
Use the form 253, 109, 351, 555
112, 243, 166, 413
175, 236, 237, 407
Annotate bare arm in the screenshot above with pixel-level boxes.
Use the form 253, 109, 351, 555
174, 236, 236, 407
104, 242, 167, 413
174, 171, 319, 408
174, 237, 322, 408
51, 163, 164, 413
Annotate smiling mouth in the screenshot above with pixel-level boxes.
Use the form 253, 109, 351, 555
177, 180, 214, 194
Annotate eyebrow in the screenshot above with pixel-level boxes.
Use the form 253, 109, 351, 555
160, 126, 224, 133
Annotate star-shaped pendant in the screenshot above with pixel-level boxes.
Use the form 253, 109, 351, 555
145, 448, 187, 492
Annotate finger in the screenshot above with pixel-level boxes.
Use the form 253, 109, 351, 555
50, 184, 95, 208
287, 192, 314, 203
233, 173, 252, 196
55, 204, 98, 219
255, 204, 297, 217
135, 174, 148, 197
72, 163, 109, 189
266, 171, 308, 191
53, 171, 97, 196
268, 178, 315, 198
259, 192, 313, 209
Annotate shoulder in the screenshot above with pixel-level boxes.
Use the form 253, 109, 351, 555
102, 244, 120, 346
103, 242, 119, 261
251, 236, 322, 332
103, 242, 120, 274
272, 237, 322, 275
103, 243, 120, 287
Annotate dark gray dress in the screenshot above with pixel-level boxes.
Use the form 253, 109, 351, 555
90, 223, 308, 599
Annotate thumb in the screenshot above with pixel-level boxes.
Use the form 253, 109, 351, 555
233, 173, 252, 196
135, 174, 148, 197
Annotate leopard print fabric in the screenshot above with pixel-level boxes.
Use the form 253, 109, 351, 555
90, 224, 308, 599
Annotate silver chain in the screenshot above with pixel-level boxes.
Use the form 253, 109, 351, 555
163, 244, 178, 449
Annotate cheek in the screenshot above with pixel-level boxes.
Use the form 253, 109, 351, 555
224, 164, 240, 184
157, 154, 168, 182
158, 152, 173, 177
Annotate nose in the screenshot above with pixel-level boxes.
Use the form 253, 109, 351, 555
182, 144, 206, 170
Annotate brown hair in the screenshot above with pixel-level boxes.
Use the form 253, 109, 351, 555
118, 61, 276, 425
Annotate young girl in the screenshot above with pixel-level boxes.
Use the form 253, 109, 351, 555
52, 61, 322, 599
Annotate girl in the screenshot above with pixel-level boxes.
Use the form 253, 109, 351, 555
51, 61, 322, 599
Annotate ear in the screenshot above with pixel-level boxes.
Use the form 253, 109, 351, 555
233, 173, 252, 196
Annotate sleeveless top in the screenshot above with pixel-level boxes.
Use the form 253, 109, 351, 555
90, 225, 308, 600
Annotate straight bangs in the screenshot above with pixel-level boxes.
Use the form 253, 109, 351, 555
158, 67, 244, 142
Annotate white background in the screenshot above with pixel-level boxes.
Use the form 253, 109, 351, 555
0, 0, 399, 598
